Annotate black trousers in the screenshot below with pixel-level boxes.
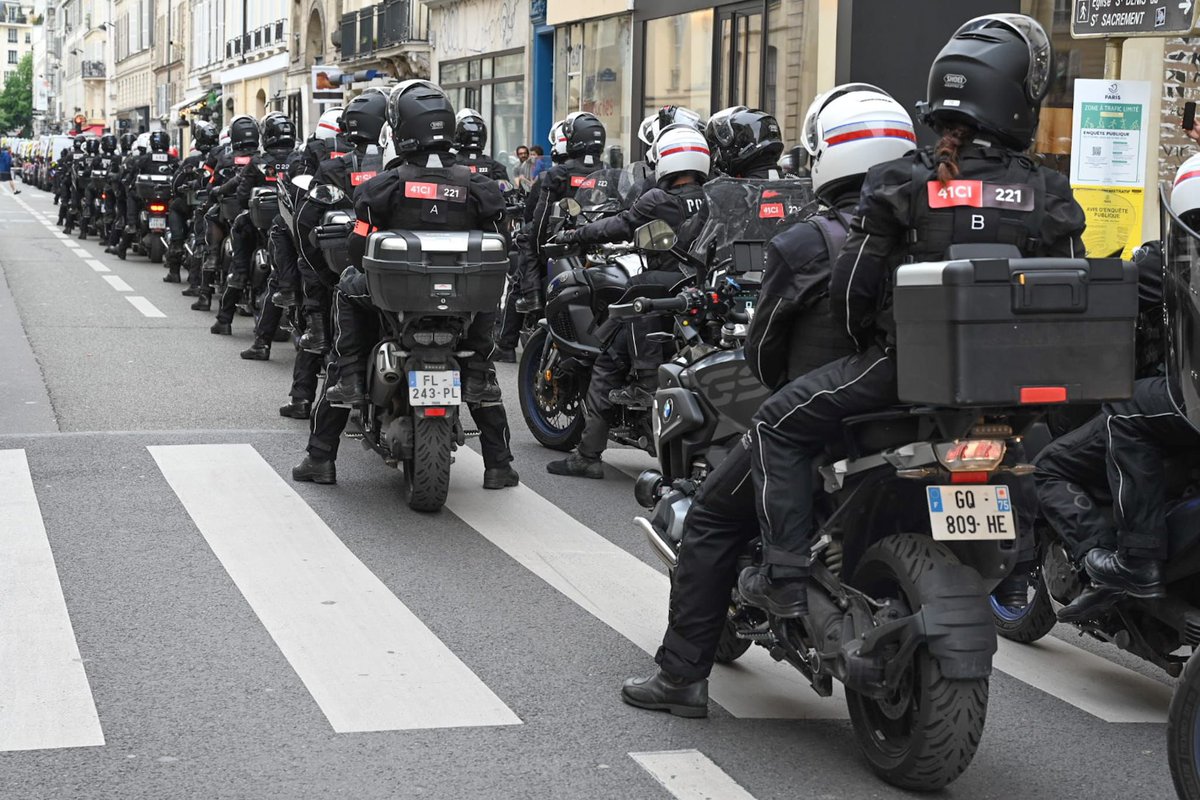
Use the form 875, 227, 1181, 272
308, 269, 514, 469
168, 196, 189, 243
657, 442, 759, 680
494, 251, 524, 350
1035, 377, 1196, 562
269, 218, 300, 293
81, 184, 100, 229
751, 347, 898, 578
577, 327, 631, 460
215, 213, 258, 325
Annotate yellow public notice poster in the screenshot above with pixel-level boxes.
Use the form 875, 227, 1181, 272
1070, 185, 1145, 258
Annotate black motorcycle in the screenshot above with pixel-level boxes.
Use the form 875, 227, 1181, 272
133, 173, 173, 263
635, 249, 1139, 791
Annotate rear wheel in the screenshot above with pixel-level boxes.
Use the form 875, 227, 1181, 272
1169, 649, 1200, 800
845, 534, 989, 792
714, 620, 752, 663
403, 416, 453, 512
518, 326, 584, 451
147, 235, 166, 263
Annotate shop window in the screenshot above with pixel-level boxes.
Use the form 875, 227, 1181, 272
554, 15, 633, 167
440, 49, 526, 170
644, 11, 713, 117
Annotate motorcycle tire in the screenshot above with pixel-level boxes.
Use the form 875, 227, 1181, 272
147, 236, 166, 264
1169, 649, 1200, 800
845, 534, 989, 792
403, 416, 453, 512
714, 619, 752, 663
990, 572, 1056, 644
518, 326, 584, 452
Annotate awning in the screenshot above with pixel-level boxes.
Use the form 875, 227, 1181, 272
169, 88, 208, 117
216, 53, 289, 86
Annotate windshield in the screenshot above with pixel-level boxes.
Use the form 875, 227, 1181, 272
574, 167, 647, 216
688, 176, 818, 270
1162, 185, 1200, 433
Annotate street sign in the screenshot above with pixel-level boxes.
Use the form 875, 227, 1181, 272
1072, 0, 1198, 38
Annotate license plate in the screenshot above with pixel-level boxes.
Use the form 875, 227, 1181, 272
408, 370, 461, 406
148, 217, 166, 230
926, 485, 1016, 541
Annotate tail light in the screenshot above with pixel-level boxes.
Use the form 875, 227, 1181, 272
935, 440, 1006, 473
148, 202, 166, 213
423, 407, 447, 417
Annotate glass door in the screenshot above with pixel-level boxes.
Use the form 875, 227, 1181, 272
714, 2, 765, 112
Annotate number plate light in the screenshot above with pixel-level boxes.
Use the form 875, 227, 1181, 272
935, 439, 1006, 472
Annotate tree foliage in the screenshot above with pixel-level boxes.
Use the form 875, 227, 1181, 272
0, 53, 33, 136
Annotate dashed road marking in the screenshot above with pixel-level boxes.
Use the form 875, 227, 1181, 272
124, 296, 165, 318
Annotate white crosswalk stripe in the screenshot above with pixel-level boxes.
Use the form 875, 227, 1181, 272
1, 440, 1176, 754
0, 449, 105, 752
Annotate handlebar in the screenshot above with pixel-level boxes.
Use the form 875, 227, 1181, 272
315, 221, 354, 241
632, 295, 691, 314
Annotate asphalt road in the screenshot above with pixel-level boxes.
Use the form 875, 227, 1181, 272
0, 185, 1183, 800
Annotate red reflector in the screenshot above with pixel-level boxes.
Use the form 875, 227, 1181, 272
148, 203, 166, 213
1020, 386, 1067, 404
950, 471, 990, 484
424, 407, 447, 417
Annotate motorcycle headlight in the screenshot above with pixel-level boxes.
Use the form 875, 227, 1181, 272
935, 440, 1006, 473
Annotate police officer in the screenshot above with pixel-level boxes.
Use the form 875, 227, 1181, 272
452, 108, 510, 181
515, 112, 606, 312
105, 134, 136, 251
55, 144, 73, 223
191, 119, 254, 311
116, 133, 176, 260
167, 121, 218, 285
292, 80, 519, 491
704, 107, 786, 180
62, 136, 92, 236
545, 125, 712, 479
212, 113, 301, 336
734, 13, 1085, 621
78, 135, 112, 240
620, 85, 915, 716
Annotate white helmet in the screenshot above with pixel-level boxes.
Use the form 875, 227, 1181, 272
652, 126, 710, 185
803, 83, 916, 202
134, 132, 151, 153
1172, 153, 1200, 221
219, 126, 231, 147
548, 119, 568, 159
639, 106, 704, 165
315, 107, 344, 143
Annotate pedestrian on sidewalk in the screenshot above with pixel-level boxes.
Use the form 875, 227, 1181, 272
0, 145, 21, 194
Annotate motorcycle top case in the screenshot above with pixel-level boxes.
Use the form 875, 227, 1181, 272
363, 230, 508, 315
316, 209, 354, 272
893, 257, 1138, 406
248, 187, 280, 230
135, 174, 172, 201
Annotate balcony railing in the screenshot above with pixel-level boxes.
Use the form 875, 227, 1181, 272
339, 0, 428, 61
225, 19, 287, 60
0, 9, 28, 25
81, 60, 105, 79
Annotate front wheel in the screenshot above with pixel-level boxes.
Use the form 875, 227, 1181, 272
1169, 649, 1200, 800
990, 571, 1056, 644
403, 415, 453, 512
845, 534, 989, 792
518, 326, 584, 451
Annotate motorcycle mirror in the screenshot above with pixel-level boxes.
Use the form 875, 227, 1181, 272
309, 183, 345, 206
635, 219, 677, 252
291, 174, 314, 193
559, 197, 581, 218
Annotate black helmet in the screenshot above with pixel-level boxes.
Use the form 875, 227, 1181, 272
705, 107, 784, 176
919, 13, 1052, 150
84, 137, 100, 155
453, 108, 487, 151
261, 112, 297, 150
343, 88, 389, 146
71, 137, 85, 153
119, 133, 136, 154
148, 131, 170, 153
228, 115, 261, 154
100, 134, 118, 153
563, 111, 605, 157
387, 80, 454, 155
192, 121, 218, 153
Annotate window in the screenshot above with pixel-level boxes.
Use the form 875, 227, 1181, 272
643, 11, 713, 117
6, 29, 16, 44
440, 49, 526, 170
7, 50, 16, 64
554, 15, 633, 166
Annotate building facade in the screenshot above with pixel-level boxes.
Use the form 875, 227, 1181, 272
112, 0, 152, 133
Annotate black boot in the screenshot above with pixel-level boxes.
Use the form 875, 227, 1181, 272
620, 670, 708, 718
292, 454, 336, 485
494, 347, 517, 363
325, 374, 366, 406
609, 372, 657, 408
181, 286, 200, 297
298, 313, 329, 353
1084, 548, 1165, 599
210, 321, 232, 336
546, 452, 604, 479
483, 466, 520, 489
737, 567, 808, 618
163, 267, 181, 283
190, 293, 212, 312
77, 225, 87, 240
1056, 585, 1123, 623
279, 399, 312, 420
240, 339, 271, 360
992, 561, 1036, 610
271, 289, 297, 308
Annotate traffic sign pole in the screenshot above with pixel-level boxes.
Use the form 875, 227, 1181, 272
1104, 38, 1124, 80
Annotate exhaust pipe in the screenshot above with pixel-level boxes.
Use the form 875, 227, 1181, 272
635, 516, 677, 569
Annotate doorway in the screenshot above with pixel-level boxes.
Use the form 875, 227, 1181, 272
713, 2, 765, 111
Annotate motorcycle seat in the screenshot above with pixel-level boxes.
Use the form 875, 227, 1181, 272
833, 407, 923, 460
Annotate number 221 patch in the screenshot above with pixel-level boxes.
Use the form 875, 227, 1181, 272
927, 181, 1035, 211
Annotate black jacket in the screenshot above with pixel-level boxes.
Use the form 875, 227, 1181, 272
569, 181, 709, 270
832, 143, 1087, 349
456, 150, 510, 182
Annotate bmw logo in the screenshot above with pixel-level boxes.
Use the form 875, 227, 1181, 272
661, 398, 673, 420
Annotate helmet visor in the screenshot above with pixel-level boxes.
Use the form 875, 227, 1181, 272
955, 13, 1052, 102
